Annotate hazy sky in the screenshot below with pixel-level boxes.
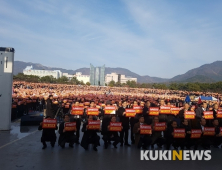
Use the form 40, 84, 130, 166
1, 0, 222, 78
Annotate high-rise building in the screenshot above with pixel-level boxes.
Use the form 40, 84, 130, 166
90, 64, 105, 86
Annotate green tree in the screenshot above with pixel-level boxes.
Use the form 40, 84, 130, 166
57, 76, 69, 84
86, 82, 91, 86
70, 77, 80, 85
108, 80, 116, 87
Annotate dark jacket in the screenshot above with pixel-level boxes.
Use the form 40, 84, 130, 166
46, 98, 54, 118
38, 125, 57, 142
118, 107, 129, 129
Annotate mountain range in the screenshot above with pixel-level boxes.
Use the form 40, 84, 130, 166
14, 61, 222, 83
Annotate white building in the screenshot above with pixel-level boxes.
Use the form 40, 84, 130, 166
74, 72, 90, 84
105, 72, 137, 84
23, 66, 62, 79
62, 73, 74, 80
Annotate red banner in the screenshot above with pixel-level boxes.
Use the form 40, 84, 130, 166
204, 111, 214, 119
133, 106, 143, 114
159, 106, 171, 114
171, 107, 180, 115
104, 106, 116, 114
154, 122, 166, 131
87, 108, 99, 116
173, 129, 185, 138
109, 122, 122, 131
190, 129, 202, 138
42, 119, 57, 129
65, 122, 76, 131
125, 109, 136, 117
203, 127, 215, 136
184, 111, 195, 119
217, 111, 222, 118
149, 107, 159, 116
88, 120, 100, 130
71, 106, 84, 115
140, 125, 152, 134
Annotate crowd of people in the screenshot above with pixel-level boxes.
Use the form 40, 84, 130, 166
11, 81, 222, 151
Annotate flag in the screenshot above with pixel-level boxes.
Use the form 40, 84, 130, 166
197, 97, 202, 105
185, 95, 191, 103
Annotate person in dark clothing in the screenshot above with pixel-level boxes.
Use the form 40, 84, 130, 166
213, 119, 222, 148
180, 119, 191, 149
151, 116, 166, 148
142, 101, 152, 125
118, 101, 130, 146
81, 115, 100, 151
46, 95, 55, 118
58, 114, 77, 148
133, 116, 152, 149
38, 116, 58, 149
102, 116, 121, 149
164, 120, 181, 150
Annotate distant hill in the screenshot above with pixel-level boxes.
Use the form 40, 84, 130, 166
170, 61, 222, 82
14, 60, 222, 83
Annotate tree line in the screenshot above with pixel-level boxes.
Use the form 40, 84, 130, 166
107, 80, 222, 93
13, 73, 91, 85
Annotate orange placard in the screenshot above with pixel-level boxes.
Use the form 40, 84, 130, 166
65, 122, 76, 131
184, 111, 195, 119
109, 122, 122, 131
88, 120, 100, 130
171, 107, 180, 115
42, 119, 57, 129
204, 111, 214, 119
203, 127, 215, 136
125, 109, 136, 117
149, 107, 159, 116
191, 129, 202, 138
174, 129, 185, 138
104, 106, 116, 114
159, 106, 171, 114
87, 108, 99, 116
154, 122, 166, 131
71, 106, 84, 115
133, 106, 143, 114
140, 125, 152, 134
217, 111, 222, 118
84, 102, 90, 106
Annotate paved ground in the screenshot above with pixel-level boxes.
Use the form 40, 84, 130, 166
1, 118, 222, 170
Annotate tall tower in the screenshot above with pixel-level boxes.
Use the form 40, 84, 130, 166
89, 64, 105, 86
90, 64, 94, 85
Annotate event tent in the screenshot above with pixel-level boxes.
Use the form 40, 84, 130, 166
194, 96, 218, 101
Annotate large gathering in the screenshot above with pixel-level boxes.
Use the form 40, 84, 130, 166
11, 81, 222, 151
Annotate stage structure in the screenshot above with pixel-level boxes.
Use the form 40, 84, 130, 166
0, 47, 15, 130
90, 64, 105, 86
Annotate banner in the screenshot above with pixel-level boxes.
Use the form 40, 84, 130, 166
71, 106, 84, 115
217, 111, 222, 118
88, 120, 101, 130
140, 125, 152, 135
65, 122, 76, 131
133, 106, 143, 114
125, 109, 136, 117
203, 111, 214, 119
109, 122, 122, 131
171, 107, 180, 115
184, 111, 195, 119
173, 129, 185, 138
149, 107, 159, 116
42, 119, 57, 129
159, 106, 171, 114
190, 129, 202, 138
203, 127, 215, 136
104, 106, 116, 114
87, 108, 99, 116
154, 122, 166, 131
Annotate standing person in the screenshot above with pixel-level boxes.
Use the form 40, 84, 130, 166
38, 116, 58, 149
212, 119, 222, 148
118, 101, 130, 146
129, 100, 139, 144
143, 101, 152, 125
159, 99, 167, 122
46, 95, 54, 118
58, 114, 77, 148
